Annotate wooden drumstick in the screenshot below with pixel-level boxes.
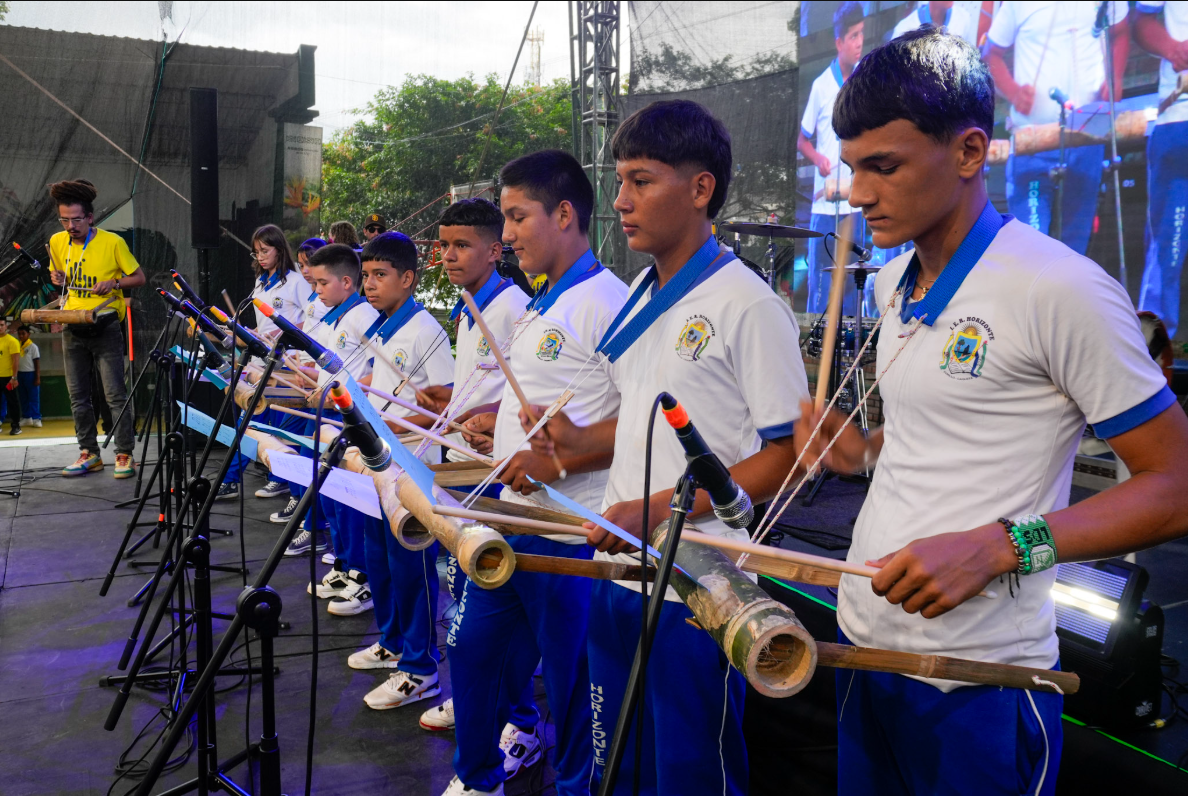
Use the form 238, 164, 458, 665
460, 290, 567, 478
361, 383, 491, 441
222, 289, 237, 316
814, 215, 854, 411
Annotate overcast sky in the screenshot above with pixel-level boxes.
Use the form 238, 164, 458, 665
3, 0, 627, 134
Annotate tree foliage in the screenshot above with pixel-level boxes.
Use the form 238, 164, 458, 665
322, 74, 571, 306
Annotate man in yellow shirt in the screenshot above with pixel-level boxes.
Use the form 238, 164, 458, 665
0, 319, 21, 436
47, 179, 146, 478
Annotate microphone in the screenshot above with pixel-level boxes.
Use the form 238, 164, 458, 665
10, 243, 40, 269
208, 305, 273, 359
253, 298, 343, 374
1093, 0, 1110, 37
1048, 87, 1072, 110
833, 234, 872, 263
658, 392, 754, 531
186, 320, 234, 384
170, 269, 204, 309
157, 289, 235, 348
328, 383, 391, 471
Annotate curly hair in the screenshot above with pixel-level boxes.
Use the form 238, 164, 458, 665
49, 179, 98, 215
328, 220, 360, 248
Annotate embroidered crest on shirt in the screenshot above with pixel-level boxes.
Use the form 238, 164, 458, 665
272, 296, 284, 309
940, 318, 993, 380
392, 349, 408, 370
476, 334, 491, 357
676, 315, 715, 362
536, 329, 565, 362
336, 331, 349, 350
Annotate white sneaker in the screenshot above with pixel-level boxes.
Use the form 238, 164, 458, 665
348, 642, 402, 670
440, 775, 503, 796
254, 479, 289, 499
419, 698, 455, 731
499, 723, 543, 778
18, 418, 28, 427
327, 571, 373, 616
321, 551, 336, 565
364, 669, 441, 710
307, 564, 351, 599
30, 418, 42, 428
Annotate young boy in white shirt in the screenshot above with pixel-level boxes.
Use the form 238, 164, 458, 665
440, 150, 628, 796
295, 243, 380, 616
344, 231, 453, 709
805, 28, 1188, 794
16, 326, 41, 428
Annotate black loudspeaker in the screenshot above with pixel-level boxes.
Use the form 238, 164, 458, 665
189, 87, 220, 250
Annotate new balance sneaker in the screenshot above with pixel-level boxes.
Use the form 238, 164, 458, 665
254, 479, 289, 499
327, 571, 373, 616
499, 723, 543, 778
347, 642, 402, 670
284, 528, 327, 557
214, 482, 240, 501
364, 670, 441, 710
419, 698, 455, 731
270, 497, 298, 524
62, 451, 102, 477
440, 776, 503, 796
308, 561, 351, 599
113, 453, 135, 479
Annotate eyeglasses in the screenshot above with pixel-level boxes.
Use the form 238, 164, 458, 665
58, 217, 89, 225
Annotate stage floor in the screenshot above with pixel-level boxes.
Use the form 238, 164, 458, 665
1, 441, 1186, 794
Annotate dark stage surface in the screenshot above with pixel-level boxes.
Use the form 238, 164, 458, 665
1, 443, 1187, 794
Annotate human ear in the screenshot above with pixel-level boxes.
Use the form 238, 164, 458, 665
956, 127, 989, 179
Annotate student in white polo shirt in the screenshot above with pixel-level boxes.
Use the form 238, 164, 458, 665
297, 243, 380, 616
440, 150, 625, 796
345, 231, 454, 711
892, 2, 979, 46
801, 29, 1188, 794
1135, 1, 1188, 337
986, 1, 1129, 255
297, 237, 330, 324
524, 100, 810, 795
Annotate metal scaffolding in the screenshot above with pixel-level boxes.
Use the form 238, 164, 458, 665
569, 1, 623, 270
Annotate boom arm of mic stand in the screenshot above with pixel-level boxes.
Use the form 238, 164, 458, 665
131, 434, 350, 796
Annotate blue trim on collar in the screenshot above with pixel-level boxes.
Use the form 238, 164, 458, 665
307, 290, 317, 303
830, 58, 845, 88
526, 250, 602, 314
1092, 385, 1176, 439
917, 4, 951, 27
368, 296, 423, 344
322, 291, 366, 329
896, 202, 1008, 326
450, 270, 509, 330
258, 270, 283, 291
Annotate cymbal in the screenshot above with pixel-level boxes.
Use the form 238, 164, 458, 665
718, 222, 823, 239
823, 263, 884, 271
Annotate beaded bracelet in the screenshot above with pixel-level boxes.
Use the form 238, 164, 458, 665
998, 515, 1058, 575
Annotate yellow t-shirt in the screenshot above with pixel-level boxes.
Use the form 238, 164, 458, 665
49, 228, 140, 321
0, 335, 20, 378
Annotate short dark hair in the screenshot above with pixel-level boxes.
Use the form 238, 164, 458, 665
362, 232, 419, 275
834, 27, 995, 143
499, 150, 594, 234
308, 243, 361, 285
833, 1, 864, 39
437, 197, 505, 243
612, 99, 732, 219
17, 325, 30, 333
49, 179, 97, 215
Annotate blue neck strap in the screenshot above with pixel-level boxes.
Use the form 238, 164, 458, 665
66, 228, 94, 267
597, 236, 726, 363
367, 295, 422, 343
323, 291, 366, 329
896, 201, 1008, 326
830, 58, 846, 87
450, 270, 509, 330
526, 250, 603, 315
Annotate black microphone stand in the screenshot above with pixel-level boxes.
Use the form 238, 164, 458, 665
598, 467, 698, 796
1049, 94, 1069, 245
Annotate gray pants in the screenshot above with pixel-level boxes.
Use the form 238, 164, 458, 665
62, 322, 134, 454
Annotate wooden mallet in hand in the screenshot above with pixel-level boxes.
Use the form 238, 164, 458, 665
460, 290, 568, 479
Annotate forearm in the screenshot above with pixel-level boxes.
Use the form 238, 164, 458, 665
557, 449, 615, 478
987, 47, 1021, 102
1108, 20, 1130, 95
1134, 13, 1176, 60
562, 416, 618, 458
1049, 470, 1188, 563
121, 268, 147, 288
796, 132, 818, 162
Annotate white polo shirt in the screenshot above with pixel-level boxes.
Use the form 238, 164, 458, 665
250, 269, 306, 339
1138, 2, 1188, 125
446, 273, 531, 463
599, 247, 810, 599
839, 217, 1173, 689
302, 288, 330, 324
368, 302, 454, 407
494, 261, 628, 529
308, 294, 380, 387
988, 1, 1128, 129
892, 2, 979, 46
801, 62, 849, 216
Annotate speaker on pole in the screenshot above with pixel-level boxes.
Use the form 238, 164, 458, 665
189, 88, 219, 304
